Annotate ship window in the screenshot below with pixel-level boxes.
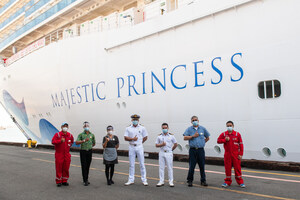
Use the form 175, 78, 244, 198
214, 145, 221, 154
262, 147, 271, 157
277, 148, 286, 158
258, 80, 281, 99
258, 82, 264, 98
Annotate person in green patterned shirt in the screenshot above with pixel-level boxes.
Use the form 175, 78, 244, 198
76, 121, 96, 186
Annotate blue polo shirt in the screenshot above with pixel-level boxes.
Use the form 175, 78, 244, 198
183, 125, 210, 148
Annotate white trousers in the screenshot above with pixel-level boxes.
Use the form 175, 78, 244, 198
159, 151, 174, 183
128, 145, 147, 182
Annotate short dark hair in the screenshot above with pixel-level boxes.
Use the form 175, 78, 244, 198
191, 116, 198, 120
107, 125, 113, 130
226, 121, 234, 126
161, 123, 168, 127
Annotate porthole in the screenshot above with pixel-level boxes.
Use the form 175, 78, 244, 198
185, 144, 190, 151
214, 145, 221, 154
277, 148, 287, 158
177, 144, 183, 152
262, 147, 271, 157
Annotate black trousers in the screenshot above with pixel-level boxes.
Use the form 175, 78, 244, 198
80, 150, 92, 182
105, 164, 115, 181
187, 148, 206, 182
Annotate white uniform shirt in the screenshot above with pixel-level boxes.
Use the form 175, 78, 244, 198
155, 133, 177, 152
124, 124, 148, 145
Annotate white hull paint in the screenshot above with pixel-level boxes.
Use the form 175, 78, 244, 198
1, 0, 300, 162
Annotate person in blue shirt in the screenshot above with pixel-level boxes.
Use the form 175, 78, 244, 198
183, 116, 210, 187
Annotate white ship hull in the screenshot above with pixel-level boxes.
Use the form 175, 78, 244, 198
1, 0, 300, 162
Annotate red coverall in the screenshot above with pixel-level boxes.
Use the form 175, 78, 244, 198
52, 131, 74, 184
217, 130, 244, 185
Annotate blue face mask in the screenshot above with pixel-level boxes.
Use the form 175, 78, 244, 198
132, 120, 138, 126
192, 121, 199, 126
84, 127, 89, 131
162, 129, 168, 134
227, 127, 233, 132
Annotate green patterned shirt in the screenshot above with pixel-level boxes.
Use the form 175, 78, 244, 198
76, 131, 96, 150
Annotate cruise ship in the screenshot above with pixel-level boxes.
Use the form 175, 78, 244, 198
0, 0, 299, 162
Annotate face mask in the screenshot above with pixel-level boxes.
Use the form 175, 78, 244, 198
132, 120, 138, 126
192, 121, 198, 126
84, 127, 89, 131
62, 127, 68, 132
107, 130, 113, 134
162, 129, 168, 134
227, 127, 233, 132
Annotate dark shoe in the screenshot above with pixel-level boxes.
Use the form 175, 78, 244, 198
88, 181, 90, 185
84, 182, 88, 186
201, 181, 208, 186
110, 180, 114, 184
62, 182, 69, 186
107, 180, 111, 185
187, 182, 193, 187
57, 183, 62, 187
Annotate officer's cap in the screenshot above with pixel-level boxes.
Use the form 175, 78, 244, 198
61, 122, 68, 126
131, 114, 140, 119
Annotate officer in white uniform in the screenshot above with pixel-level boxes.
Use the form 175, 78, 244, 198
124, 114, 148, 186
155, 123, 177, 187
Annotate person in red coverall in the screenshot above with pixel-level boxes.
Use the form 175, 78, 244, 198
52, 122, 74, 187
217, 121, 245, 188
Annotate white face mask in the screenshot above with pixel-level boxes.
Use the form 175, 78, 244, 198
107, 130, 113, 134
62, 127, 68, 132
227, 127, 233, 132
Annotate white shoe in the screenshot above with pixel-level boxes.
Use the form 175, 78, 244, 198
169, 182, 174, 187
143, 181, 148, 186
156, 182, 164, 187
124, 181, 134, 186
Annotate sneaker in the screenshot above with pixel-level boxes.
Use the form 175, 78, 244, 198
169, 182, 174, 187
156, 182, 164, 187
240, 184, 246, 188
143, 181, 148, 186
84, 182, 88, 186
124, 181, 134, 186
222, 183, 229, 188
187, 181, 193, 187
